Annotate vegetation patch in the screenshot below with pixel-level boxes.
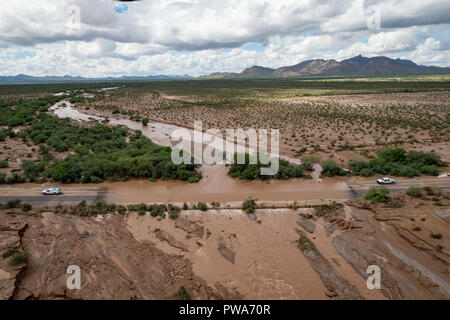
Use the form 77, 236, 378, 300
229, 153, 305, 180
364, 187, 390, 203
321, 159, 347, 177
349, 148, 445, 178
297, 235, 318, 255
242, 198, 257, 214
0, 96, 201, 184
406, 186, 422, 198
176, 286, 190, 300
9, 251, 30, 265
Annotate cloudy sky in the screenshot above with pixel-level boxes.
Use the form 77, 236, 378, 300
1, 0, 449, 77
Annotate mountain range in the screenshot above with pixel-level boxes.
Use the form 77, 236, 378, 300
1, 55, 449, 83
0, 74, 192, 83
201, 55, 450, 79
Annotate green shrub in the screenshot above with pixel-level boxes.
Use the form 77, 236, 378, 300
176, 286, 190, 300
430, 232, 442, 239
349, 148, 443, 177
6, 173, 25, 184
21, 160, 41, 180
242, 198, 257, 214
406, 186, 422, 198
117, 205, 126, 214
321, 159, 347, 177
6, 199, 22, 208
197, 202, 208, 211
0, 159, 8, 168
301, 155, 320, 171
364, 187, 390, 202
297, 235, 318, 254
22, 203, 32, 212
229, 153, 304, 180
169, 211, 179, 220
423, 186, 434, 196
9, 251, 30, 265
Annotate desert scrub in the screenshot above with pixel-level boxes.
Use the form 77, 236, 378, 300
423, 186, 434, 196
321, 159, 347, 177
169, 211, 179, 220
9, 251, 30, 265
301, 155, 320, 171
406, 186, 422, 198
314, 201, 339, 216
229, 153, 305, 180
197, 202, 208, 211
5, 199, 21, 209
430, 232, 442, 239
211, 202, 220, 209
349, 148, 443, 177
176, 286, 190, 300
364, 187, 390, 203
0, 159, 8, 168
22, 203, 32, 212
0, 96, 201, 184
297, 235, 318, 255
242, 198, 257, 214
117, 205, 126, 214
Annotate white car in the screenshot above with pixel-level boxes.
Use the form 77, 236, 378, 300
42, 187, 61, 195
377, 177, 396, 185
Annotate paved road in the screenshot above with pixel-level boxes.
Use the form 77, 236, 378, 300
347, 177, 450, 197
0, 186, 107, 206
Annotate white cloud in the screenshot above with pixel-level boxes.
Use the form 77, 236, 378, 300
0, 0, 448, 76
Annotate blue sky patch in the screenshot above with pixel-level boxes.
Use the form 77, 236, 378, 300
114, 4, 128, 14
243, 42, 265, 52
8, 51, 36, 60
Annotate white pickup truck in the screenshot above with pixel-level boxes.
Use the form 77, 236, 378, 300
377, 177, 396, 185
42, 187, 61, 195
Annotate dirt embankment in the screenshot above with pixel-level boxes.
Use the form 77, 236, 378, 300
0, 209, 239, 300
1, 190, 449, 300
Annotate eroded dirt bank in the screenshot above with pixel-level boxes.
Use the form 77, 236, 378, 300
0, 210, 238, 300
1, 191, 449, 300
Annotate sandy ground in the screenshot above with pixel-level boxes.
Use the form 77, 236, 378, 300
87, 89, 450, 161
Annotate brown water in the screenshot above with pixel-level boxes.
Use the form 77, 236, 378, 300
127, 209, 328, 299
105, 165, 350, 203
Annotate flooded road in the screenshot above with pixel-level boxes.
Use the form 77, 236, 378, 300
105, 165, 351, 203
44, 100, 350, 203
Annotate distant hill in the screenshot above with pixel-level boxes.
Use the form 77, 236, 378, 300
0, 74, 193, 84
201, 55, 450, 78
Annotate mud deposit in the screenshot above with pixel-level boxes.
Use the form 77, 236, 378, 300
1, 192, 449, 300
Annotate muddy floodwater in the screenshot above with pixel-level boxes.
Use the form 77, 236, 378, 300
45, 100, 352, 203
105, 165, 351, 203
